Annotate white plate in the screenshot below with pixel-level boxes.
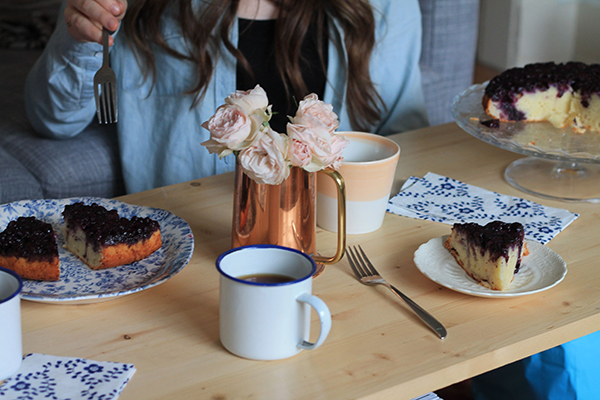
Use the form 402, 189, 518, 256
413, 235, 567, 298
0, 197, 194, 304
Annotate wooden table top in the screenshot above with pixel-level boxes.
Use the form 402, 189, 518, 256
21, 123, 600, 399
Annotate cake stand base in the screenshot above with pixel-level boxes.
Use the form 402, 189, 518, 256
505, 157, 600, 203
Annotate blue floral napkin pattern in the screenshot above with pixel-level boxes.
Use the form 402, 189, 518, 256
0, 354, 136, 400
387, 172, 579, 245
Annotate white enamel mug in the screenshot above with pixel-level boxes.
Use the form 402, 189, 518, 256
318, 131, 400, 234
216, 245, 332, 361
0, 267, 23, 381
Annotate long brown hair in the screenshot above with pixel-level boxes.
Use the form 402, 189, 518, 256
124, 0, 383, 131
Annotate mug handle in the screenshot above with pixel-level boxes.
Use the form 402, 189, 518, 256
313, 169, 346, 265
296, 293, 332, 350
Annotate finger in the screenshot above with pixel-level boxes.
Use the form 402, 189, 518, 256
70, 0, 122, 31
112, 0, 128, 21
94, 0, 127, 22
95, 0, 127, 23
65, 7, 112, 45
110, 0, 128, 19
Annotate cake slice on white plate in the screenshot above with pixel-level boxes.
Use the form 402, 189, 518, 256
444, 221, 529, 291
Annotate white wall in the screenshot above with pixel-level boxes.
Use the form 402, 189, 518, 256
575, 2, 600, 63
477, 0, 600, 70
477, 0, 519, 69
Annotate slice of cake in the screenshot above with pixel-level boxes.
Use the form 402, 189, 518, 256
444, 221, 529, 291
62, 202, 162, 270
482, 62, 600, 133
0, 216, 60, 281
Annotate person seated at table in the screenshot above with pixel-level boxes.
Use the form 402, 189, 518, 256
471, 330, 600, 399
24, 0, 428, 195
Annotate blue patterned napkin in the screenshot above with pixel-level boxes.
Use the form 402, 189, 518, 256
387, 172, 579, 244
0, 354, 136, 400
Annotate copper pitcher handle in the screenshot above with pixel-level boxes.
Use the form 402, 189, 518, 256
313, 169, 346, 265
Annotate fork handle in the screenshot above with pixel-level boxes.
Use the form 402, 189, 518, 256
388, 284, 447, 339
102, 28, 110, 67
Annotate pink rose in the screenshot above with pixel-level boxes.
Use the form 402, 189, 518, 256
225, 85, 269, 116
238, 127, 290, 185
290, 93, 339, 133
200, 138, 234, 157
288, 138, 312, 168
201, 104, 257, 155
286, 122, 332, 172
320, 133, 349, 170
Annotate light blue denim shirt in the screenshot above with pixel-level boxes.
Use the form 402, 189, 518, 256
25, 0, 428, 194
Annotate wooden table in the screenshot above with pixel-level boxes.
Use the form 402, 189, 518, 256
21, 123, 600, 399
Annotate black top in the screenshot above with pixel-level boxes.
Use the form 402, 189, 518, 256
237, 17, 328, 133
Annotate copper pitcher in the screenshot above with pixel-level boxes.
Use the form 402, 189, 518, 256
232, 164, 346, 273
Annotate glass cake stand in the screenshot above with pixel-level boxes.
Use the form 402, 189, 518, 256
452, 82, 600, 203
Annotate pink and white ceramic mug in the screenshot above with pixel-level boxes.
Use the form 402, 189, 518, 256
0, 267, 23, 381
317, 131, 400, 234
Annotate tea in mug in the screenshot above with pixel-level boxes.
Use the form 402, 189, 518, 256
238, 273, 295, 284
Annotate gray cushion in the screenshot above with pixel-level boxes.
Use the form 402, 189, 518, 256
0, 145, 43, 204
419, 0, 479, 126
0, 124, 125, 200
0, 49, 125, 204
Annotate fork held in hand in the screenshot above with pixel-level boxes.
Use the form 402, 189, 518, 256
347, 245, 447, 340
94, 28, 118, 124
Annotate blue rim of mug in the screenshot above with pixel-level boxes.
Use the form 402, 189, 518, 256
0, 266, 23, 304
216, 244, 317, 286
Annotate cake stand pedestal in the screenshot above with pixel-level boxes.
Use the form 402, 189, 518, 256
504, 158, 600, 203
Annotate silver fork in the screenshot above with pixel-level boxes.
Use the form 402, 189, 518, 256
93, 28, 118, 124
347, 245, 447, 340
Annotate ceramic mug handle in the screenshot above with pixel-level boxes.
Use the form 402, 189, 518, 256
296, 293, 332, 350
313, 169, 346, 265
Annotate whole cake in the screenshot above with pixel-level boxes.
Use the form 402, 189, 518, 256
483, 62, 600, 133
444, 221, 529, 291
0, 217, 60, 281
62, 202, 162, 270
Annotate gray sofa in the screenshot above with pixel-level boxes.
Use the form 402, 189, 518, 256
0, 0, 478, 205
0, 49, 125, 204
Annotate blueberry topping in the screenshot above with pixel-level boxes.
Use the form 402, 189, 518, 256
453, 221, 526, 272
62, 203, 160, 250
480, 119, 500, 129
0, 217, 58, 261
485, 62, 600, 120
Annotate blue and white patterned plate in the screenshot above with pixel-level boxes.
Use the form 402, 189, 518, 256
0, 197, 194, 304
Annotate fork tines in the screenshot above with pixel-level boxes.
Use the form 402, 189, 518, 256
94, 81, 117, 124
347, 245, 379, 279
93, 28, 118, 124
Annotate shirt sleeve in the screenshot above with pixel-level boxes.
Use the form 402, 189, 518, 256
24, 1, 109, 138
370, 0, 430, 135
